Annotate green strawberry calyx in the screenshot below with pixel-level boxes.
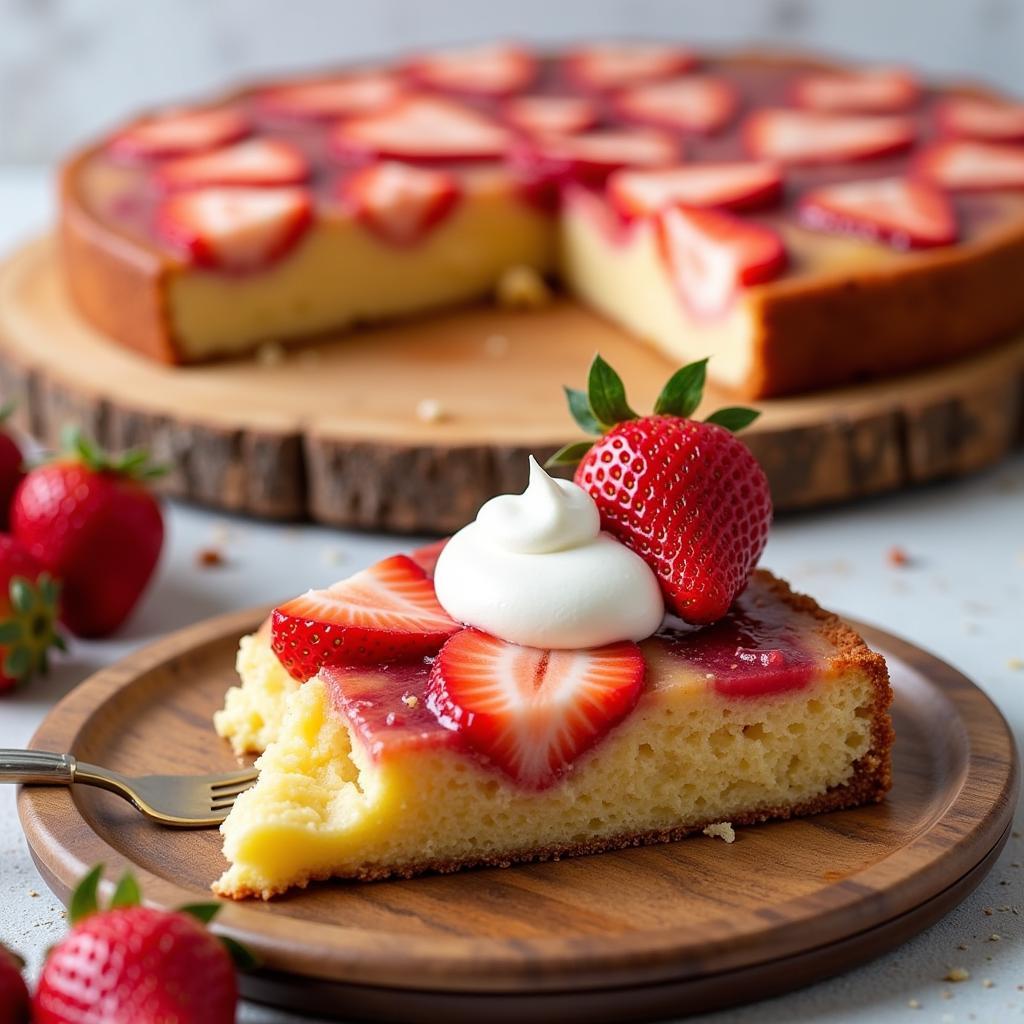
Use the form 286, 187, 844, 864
0, 572, 64, 683
547, 354, 761, 467
58, 426, 167, 481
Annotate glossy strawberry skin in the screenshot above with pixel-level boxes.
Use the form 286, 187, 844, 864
34, 906, 236, 1024
0, 944, 30, 1024
0, 430, 23, 530
574, 416, 772, 624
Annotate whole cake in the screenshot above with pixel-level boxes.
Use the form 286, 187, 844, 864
61, 42, 1024, 398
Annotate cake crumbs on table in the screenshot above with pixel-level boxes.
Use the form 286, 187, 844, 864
196, 546, 226, 568
989, 933, 1001, 941
702, 822, 735, 843
982, 978, 995, 988
887, 545, 912, 567
907, 997, 921, 1009
1007, 657, 1023, 670
945, 967, 971, 983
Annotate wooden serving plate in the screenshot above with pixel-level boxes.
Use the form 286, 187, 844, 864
2, 237, 1024, 533
18, 609, 1018, 1022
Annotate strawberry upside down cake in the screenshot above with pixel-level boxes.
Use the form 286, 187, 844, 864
214, 359, 892, 898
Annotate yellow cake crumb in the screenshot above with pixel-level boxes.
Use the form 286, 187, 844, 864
944, 967, 970, 982
702, 822, 736, 843
495, 264, 553, 310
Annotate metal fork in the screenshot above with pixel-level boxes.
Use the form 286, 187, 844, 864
1, 750, 257, 828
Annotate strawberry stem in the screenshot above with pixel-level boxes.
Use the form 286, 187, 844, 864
109, 873, 142, 909
59, 425, 168, 481
69, 864, 104, 924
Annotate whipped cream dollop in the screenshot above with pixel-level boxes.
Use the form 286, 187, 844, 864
433, 457, 664, 649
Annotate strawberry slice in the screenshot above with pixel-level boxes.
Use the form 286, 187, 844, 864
109, 107, 249, 160
155, 186, 313, 271
155, 139, 309, 190
792, 67, 920, 113
656, 206, 787, 319
404, 43, 537, 97
613, 75, 739, 134
916, 140, 1024, 191
330, 96, 512, 163
427, 630, 646, 789
798, 177, 957, 249
339, 162, 461, 245
562, 43, 697, 91
272, 554, 461, 681
608, 161, 783, 217
744, 109, 914, 165
257, 73, 405, 120
936, 96, 1024, 142
502, 95, 599, 136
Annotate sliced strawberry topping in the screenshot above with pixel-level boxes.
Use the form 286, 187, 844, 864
613, 76, 739, 134
744, 109, 914, 165
608, 161, 783, 217
109, 107, 250, 160
798, 177, 957, 249
155, 186, 313, 271
502, 95, 599, 136
656, 206, 787, 319
339, 162, 461, 245
155, 139, 309, 190
792, 67, 920, 113
404, 43, 537, 97
330, 96, 512, 163
936, 96, 1024, 142
562, 43, 697, 91
256, 73, 405, 120
272, 554, 461, 681
916, 140, 1024, 191
427, 630, 646, 789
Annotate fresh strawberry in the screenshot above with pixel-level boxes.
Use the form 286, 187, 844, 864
916, 140, 1024, 191
502, 95, 599, 136
155, 185, 313, 271
410, 539, 448, 577
744, 109, 915, 165
427, 629, 645, 789
613, 75, 739, 134
549, 356, 771, 624
405, 43, 537, 97
799, 177, 957, 249
0, 404, 24, 529
608, 161, 783, 218
272, 554, 460, 681
155, 138, 310, 190
257, 72, 405, 120
656, 206, 786, 318
330, 96, 512, 163
562, 42, 697, 91
12, 430, 164, 638
792, 67, 919, 113
34, 866, 249, 1024
0, 943, 30, 1024
936, 95, 1024, 142
338, 162, 460, 245
108, 106, 250, 160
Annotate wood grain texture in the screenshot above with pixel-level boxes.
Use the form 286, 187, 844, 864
1, 238, 1023, 532
16, 608, 1019, 1021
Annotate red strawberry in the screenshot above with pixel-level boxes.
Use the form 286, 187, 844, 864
502, 95, 599, 136
562, 43, 697, 91
549, 356, 771, 624
155, 138, 310, 190
656, 206, 787, 318
427, 629, 646, 789
937, 95, 1024, 142
916, 140, 1024, 191
257, 72, 405, 120
12, 430, 164, 638
608, 161, 783, 218
799, 177, 957, 249
0, 943, 30, 1024
155, 185, 313, 271
0, 404, 24, 529
792, 67, 919, 113
405, 43, 537, 97
338, 162, 460, 245
271, 554, 460, 681
744, 109, 915, 165
330, 96, 512, 163
108, 106, 249, 160
613, 75, 739, 134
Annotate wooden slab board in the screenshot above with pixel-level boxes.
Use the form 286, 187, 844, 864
18, 608, 1019, 1022
1, 237, 1023, 532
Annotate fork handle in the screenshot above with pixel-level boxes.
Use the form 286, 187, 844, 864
0, 749, 77, 785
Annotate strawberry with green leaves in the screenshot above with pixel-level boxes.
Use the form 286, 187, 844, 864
550, 355, 771, 625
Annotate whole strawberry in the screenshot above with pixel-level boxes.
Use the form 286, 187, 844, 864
0, 943, 30, 1024
12, 429, 165, 638
0, 534, 62, 694
0, 403, 25, 530
35, 866, 251, 1024
550, 355, 771, 624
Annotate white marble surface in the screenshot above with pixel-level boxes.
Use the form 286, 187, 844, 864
0, 170, 1021, 1022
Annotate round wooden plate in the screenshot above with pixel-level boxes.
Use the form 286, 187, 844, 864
1, 238, 1023, 533
17, 608, 1018, 1022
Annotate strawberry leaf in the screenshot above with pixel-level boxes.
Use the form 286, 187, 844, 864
109, 872, 141, 909
9, 578, 33, 616
545, 441, 593, 468
179, 902, 222, 925
654, 359, 708, 418
587, 355, 637, 427
3, 646, 30, 679
563, 387, 602, 435
0, 620, 21, 644
69, 864, 104, 924
220, 935, 259, 971
705, 406, 761, 433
